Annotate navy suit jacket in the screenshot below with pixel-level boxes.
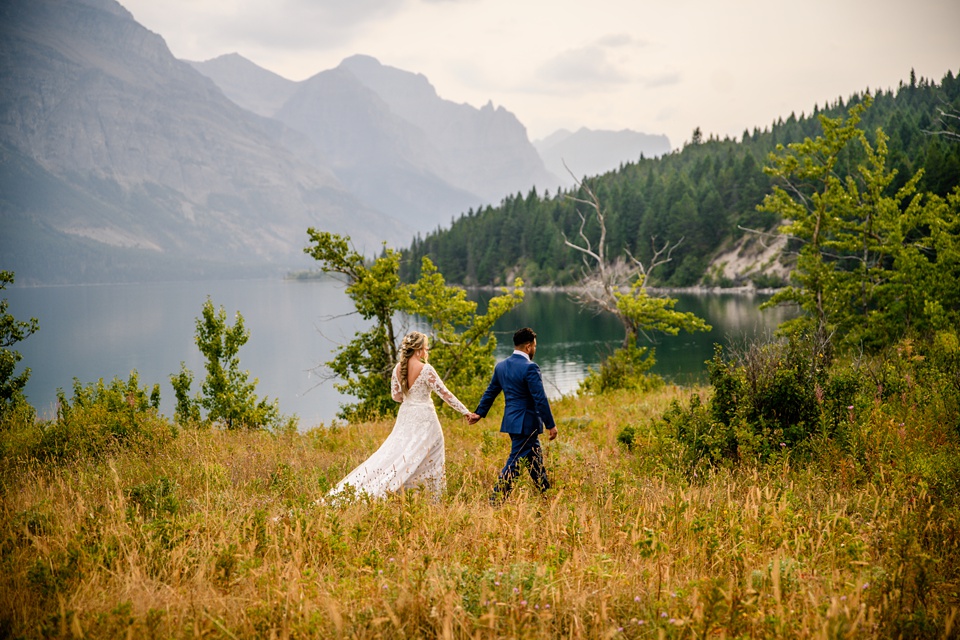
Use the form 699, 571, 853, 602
475, 353, 556, 435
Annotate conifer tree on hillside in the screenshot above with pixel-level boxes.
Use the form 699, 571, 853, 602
400, 69, 960, 290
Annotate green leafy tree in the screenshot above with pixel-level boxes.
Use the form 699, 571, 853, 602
1, 271, 39, 417
406, 257, 524, 402
761, 98, 960, 351
170, 299, 281, 430
305, 229, 523, 421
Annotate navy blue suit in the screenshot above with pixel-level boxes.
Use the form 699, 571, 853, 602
475, 353, 556, 501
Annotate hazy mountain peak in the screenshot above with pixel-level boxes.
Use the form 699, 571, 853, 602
534, 127, 672, 185
1, 0, 406, 283
75, 0, 133, 20
187, 53, 296, 117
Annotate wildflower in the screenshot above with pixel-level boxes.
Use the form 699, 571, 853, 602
495, 581, 500, 586
840, 596, 847, 601
513, 587, 520, 594
634, 596, 641, 602
378, 569, 383, 575
638, 620, 646, 625
521, 600, 527, 606
847, 405, 854, 410
545, 604, 551, 609
862, 583, 870, 589
618, 627, 624, 632
780, 442, 786, 447
661, 612, 667, 618
534, 604, 539, 609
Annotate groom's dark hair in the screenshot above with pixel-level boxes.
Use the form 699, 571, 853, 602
513, 327, 537, 347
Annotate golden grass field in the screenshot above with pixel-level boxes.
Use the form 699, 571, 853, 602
1, 385, 958, 638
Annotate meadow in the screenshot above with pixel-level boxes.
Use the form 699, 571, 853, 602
2, 376, 958, 639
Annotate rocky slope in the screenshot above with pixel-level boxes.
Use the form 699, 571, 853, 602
0, 0, 405, 283
192, 53, 561, 232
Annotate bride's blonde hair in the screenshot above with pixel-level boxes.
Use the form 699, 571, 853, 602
398, 331, 428, 393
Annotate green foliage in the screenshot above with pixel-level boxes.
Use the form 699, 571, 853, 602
577, 277, 711, 393
762, 98, 960, 351
407, 258, 523, 403
664, 337, 833, 464
615, 276, 712, 341
579, 344, 663, 395
304, 230, 523, 421
0, 271, 39, 418
170, 299, 282, 430
2, 372, 173, 464
305, 230, 405, 422
402, 71, 960, 288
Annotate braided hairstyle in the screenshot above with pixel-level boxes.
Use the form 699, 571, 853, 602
398, 331, 428, 394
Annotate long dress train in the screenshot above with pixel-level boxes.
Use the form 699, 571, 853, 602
327, 362, 469, 501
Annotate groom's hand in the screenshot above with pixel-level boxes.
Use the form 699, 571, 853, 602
547, 427, 558, 441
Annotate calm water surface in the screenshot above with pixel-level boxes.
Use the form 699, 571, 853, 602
6, 280, 795, 427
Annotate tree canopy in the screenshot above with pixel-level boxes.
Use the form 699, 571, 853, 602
400, 70, 960, 289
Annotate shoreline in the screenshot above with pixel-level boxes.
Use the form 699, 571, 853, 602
464, 283, 785, 296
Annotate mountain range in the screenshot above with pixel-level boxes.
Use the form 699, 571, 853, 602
534, 128, 672, 186
190, 53, 561, 233
0, 0, 419, 284
0, 0, 673, 285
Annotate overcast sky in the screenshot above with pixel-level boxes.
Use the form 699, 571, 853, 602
121, 0, 960, 149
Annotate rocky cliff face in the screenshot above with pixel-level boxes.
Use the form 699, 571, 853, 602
193, 53, 561, 232
0, 0, 406, 283
337, 55, 559, 203
187, 53, 297, 119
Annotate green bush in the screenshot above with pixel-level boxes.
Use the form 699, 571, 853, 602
171, 299, 283, 430
3, 372, 175, 464
664, 336, 853, 464
0, 271, 39, 419
579, 344, 664, 395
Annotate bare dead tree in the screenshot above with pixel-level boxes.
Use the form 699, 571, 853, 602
922, 106, 960, 141
561, 162, 683, 345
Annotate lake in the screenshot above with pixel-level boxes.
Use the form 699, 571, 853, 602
5, 279, 795, 427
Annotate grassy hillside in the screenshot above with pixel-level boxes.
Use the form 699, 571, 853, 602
2, 378, 957, 638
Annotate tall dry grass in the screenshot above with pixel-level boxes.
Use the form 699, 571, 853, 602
1, 385, 958, 638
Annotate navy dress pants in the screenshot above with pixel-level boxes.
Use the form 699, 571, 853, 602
491, 431, 549, 503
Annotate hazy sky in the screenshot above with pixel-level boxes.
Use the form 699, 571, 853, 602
121, 0, 960, 148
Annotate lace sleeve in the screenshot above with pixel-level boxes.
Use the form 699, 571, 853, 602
391, 364, 404, 402
423, 365, 469, 414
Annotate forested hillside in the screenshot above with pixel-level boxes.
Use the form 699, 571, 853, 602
401, 69, 960, 287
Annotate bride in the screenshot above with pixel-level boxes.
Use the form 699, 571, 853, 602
325, 331, 476, 501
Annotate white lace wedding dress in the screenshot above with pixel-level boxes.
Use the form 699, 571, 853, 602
328, 362, 469, 501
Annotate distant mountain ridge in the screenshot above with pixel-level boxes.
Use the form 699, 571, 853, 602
189, 53, 561, 231
534, 128, 672, 186
0, 0, 405, 284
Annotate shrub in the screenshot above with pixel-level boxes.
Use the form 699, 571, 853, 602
3, 372, 175, 464
0, 271, 39, 419
579, 344, 665, 395
664, 336, 855, 464
171, 299, 283, 430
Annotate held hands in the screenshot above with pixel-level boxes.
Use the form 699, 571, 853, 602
465, 412, 481, 425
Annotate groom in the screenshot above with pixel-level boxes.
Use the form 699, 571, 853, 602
469, 327, 558, 504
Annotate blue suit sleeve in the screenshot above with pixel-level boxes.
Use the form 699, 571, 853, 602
475, 368, 502, 417
525, 363, 555, 429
